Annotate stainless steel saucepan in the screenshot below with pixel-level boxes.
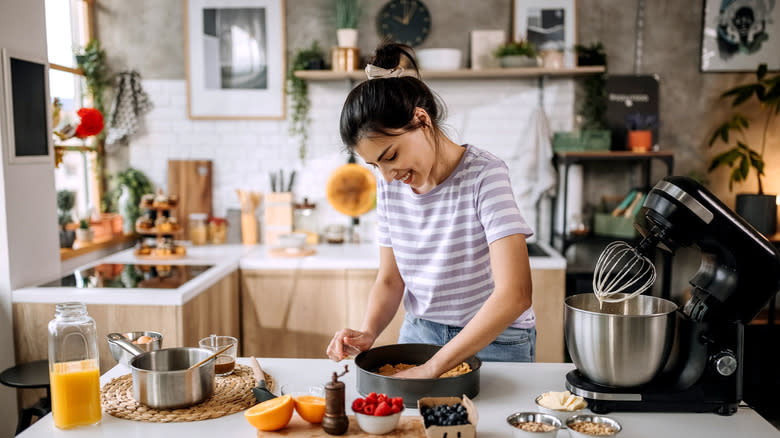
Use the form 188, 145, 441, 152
107, 333, 215, 409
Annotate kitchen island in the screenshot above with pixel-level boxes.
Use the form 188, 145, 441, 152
16, 358, 779, 438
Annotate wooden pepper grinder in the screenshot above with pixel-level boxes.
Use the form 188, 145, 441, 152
322, 365, 349, 435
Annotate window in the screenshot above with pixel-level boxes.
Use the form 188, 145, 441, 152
46, 0, 99, 220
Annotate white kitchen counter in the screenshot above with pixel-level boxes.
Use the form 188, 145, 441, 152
17, 358, 778, 438
12, 242, 565, 306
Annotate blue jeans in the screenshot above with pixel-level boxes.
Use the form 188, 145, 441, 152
397, 313, 536, 362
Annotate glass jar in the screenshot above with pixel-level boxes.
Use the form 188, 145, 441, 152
48, 302, 102, 429
189, 213, 208, 245
208, 217, 228, 244
294, 198, 318, 244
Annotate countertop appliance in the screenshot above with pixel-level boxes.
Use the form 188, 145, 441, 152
565, 176, 780, 415
41, 263, 213, 289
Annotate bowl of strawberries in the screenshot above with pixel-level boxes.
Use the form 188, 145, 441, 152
351, 392, 404, 435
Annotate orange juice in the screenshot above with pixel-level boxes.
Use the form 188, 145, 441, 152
50, 359, 102, 429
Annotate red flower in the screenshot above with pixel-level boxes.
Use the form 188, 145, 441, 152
74, 108, 104, 138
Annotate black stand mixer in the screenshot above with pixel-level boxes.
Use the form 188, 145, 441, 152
565, 176, 780, 415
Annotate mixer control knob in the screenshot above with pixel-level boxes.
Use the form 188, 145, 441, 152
712, 352, 737, 376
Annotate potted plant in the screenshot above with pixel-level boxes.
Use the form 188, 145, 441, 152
335, 0, 361, 47
57, 190, 76, 248
494, 40, 538, 68
75, 40, 112, 118
287, 41, 326, 161
76, 218, 94, 243
106, 168, 154, 234
625, 112, 658, 152
708, 63, 779, 236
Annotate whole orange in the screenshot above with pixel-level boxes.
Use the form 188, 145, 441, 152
294, 395, 326, 423
244, 394, 294, 431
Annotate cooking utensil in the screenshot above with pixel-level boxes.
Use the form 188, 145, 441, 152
564, 293, 677, 387
354, 343, 481, 408
108, 331, 162, 365
592, 241, 656, 304
250, 356, 276, 402
106, 333, 215, 409
188, 343, 232, 371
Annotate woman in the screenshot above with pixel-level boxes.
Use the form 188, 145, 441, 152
326, 42, 535, 379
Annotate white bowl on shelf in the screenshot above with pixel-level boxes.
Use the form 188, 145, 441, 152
277, 232, 307, 251
417, 48, 462, 70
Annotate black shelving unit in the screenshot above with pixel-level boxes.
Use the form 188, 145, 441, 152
551, 151, 675, 299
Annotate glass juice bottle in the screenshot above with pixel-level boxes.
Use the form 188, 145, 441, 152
48, 302, 102, 429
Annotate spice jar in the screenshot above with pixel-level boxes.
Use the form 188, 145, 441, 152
208, 217, 228, 244
189, 213, 208, 245
294, 198, 318, 245
48, 302, 102, 429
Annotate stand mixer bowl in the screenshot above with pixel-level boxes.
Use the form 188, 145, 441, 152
565, 293, 678, 387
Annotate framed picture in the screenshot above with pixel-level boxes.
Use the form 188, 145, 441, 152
185, 0, 286, 119
1, 48, 53, 165
701, 0, 780, 72
512, 0, 576, 65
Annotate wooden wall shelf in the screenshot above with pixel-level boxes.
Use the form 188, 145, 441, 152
293, 66, 605, 81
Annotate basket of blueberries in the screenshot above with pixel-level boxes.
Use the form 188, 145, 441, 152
417, 396, 477, 438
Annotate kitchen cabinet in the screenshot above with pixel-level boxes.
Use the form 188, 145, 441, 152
11, 270, 240, 408
240, 266, 565, 362
553, 151, 674, 299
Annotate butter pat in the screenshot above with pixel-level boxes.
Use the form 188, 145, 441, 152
538, 391, 587, 411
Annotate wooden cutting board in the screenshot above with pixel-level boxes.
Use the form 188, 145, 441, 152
168, 160, 212, 238
257, 415, 426, 437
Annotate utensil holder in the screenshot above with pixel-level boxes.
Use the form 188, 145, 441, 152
264, 192, 293, 246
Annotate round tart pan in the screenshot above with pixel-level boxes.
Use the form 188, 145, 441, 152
354, 343, 481, 408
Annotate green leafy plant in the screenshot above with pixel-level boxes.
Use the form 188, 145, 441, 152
102, 168, 154, 218
708, 63, 780, 193
75, 40, 112, 117
494, 40, 537, 58
575, 42, 608, 130
287, 41, 326, 161
56, 190, 76, 228
79, 218, 90, 230
335, 0, 361, 29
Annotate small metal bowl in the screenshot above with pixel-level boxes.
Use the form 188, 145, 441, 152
534, 394, 588, 422
507, 412, 561, 437
109, 331, 162, 365
566, 414, 622, 437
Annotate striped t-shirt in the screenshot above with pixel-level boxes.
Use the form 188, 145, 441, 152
375, 144, 535, 328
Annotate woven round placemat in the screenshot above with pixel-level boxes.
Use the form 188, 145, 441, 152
101, 364, 274, 422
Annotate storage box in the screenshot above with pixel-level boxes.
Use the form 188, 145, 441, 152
552, 130, 611, 152
418, 396, 478, 438
593, 212, 639, 239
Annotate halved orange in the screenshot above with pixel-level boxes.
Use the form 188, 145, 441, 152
244, 394, 294, 431
294, 395, 326, 423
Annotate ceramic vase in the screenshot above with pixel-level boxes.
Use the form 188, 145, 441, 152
118, 185, 135, 235
337, 28, 358, 47
627, 130, 652, 152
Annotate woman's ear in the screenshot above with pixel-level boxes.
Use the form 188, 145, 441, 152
413, 107, 431, 128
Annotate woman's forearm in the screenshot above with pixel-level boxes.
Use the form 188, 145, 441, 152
360, 277, 405, 339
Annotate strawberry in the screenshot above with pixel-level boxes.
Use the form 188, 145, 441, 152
374, 401, 392, 416
351, 398, 365, 413
362, 403, 376, 415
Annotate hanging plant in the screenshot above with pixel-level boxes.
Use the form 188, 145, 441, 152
287, 41, 326, 161
75, 40, 112, 117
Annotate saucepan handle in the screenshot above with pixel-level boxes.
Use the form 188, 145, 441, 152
107, 332, 145, 356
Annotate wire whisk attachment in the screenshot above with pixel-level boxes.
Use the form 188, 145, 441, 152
593, 241, 657, 305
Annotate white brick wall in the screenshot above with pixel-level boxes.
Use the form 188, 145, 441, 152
129, 78, 574, 242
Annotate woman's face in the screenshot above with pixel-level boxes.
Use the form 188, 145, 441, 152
354, 125, 437, 193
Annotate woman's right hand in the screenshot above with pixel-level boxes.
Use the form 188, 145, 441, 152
327, 328, 375, 361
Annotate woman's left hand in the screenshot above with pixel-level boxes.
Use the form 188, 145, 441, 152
391, 362, 439, 379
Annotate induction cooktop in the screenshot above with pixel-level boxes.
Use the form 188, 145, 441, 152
41, 263, 214, 289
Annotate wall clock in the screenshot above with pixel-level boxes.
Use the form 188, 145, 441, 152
376, 0, 431, 47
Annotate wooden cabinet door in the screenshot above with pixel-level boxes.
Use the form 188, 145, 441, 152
346, 269, 405, 347
241, 269, 347, 358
